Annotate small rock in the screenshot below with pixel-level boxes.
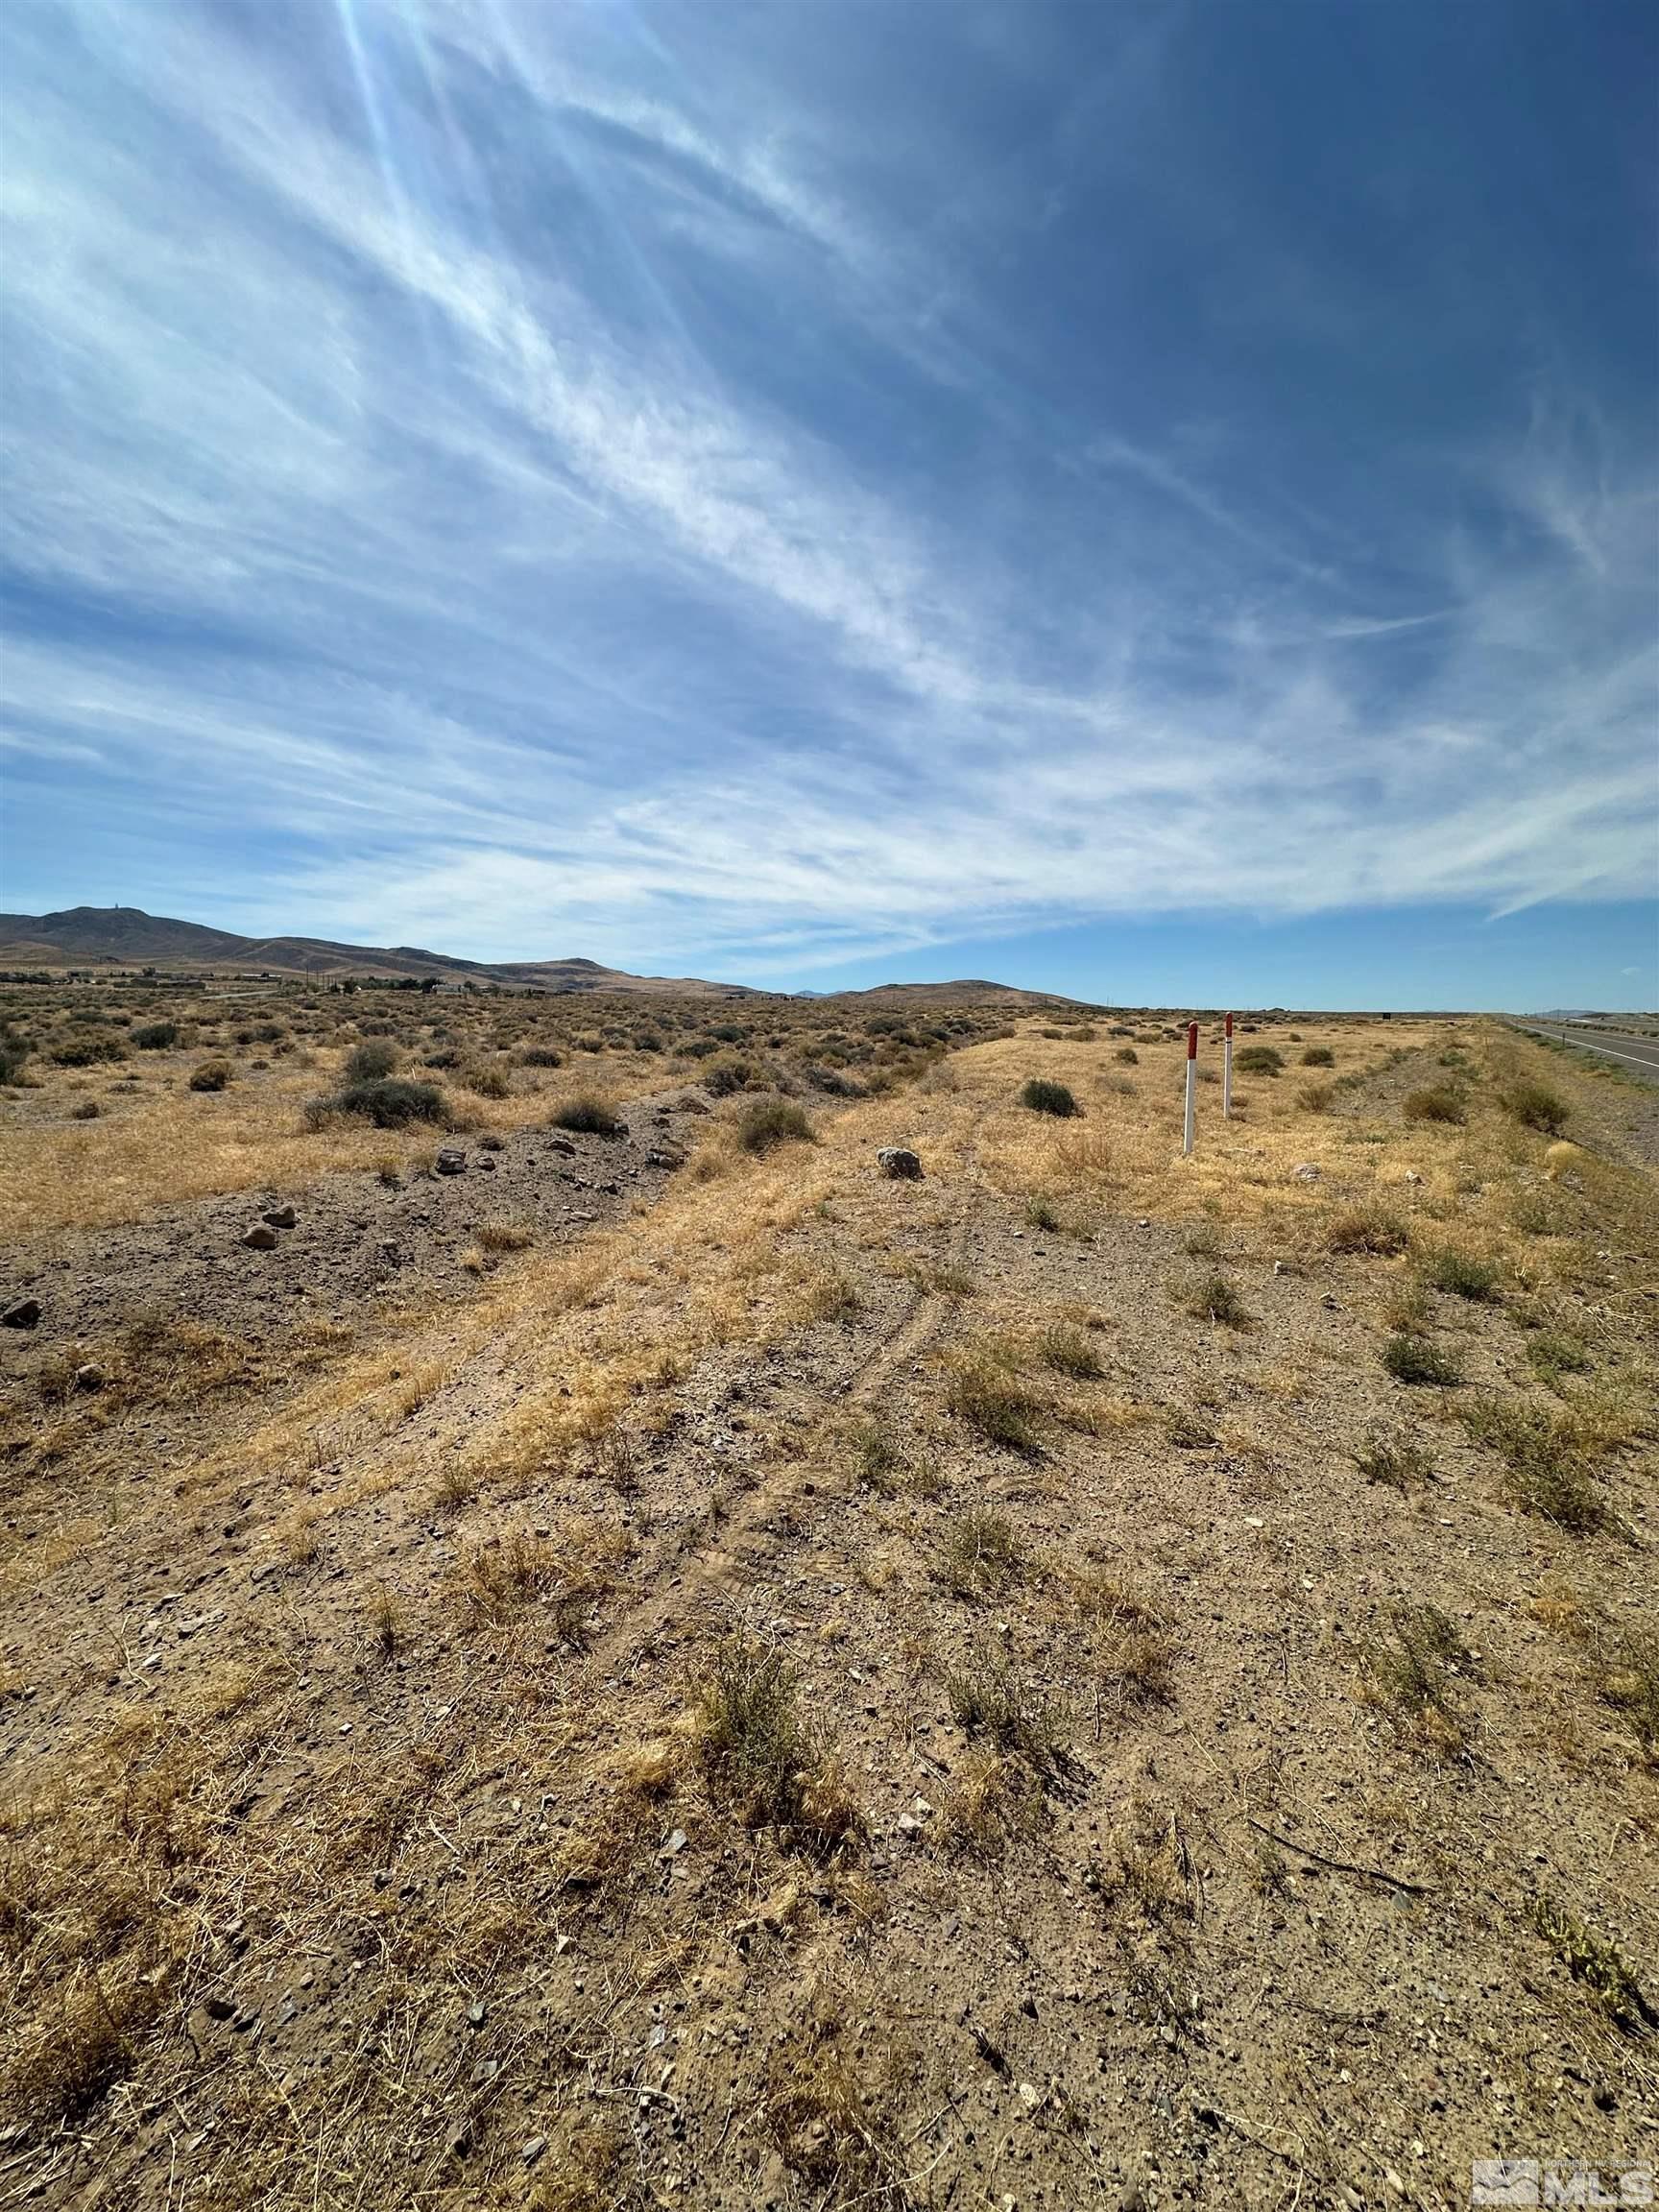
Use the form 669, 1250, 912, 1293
877, 1146, 924, 1181
204, 1995, 236, 2022
467, 2000, 487, 2027
2, 1298, 41, 1329
241, 1225, 278, 1251
261, 1206, 297, 1230
521, 2138, 547, 2166
436, 1148, 468, 1175
1290, 1163, 1321, 1182
470, 2058, 498, 2084
477, 1157, 496, 1171
74, 1363, 105, 1392
662, 1829, 687, 1858
547, 1138, 576, 1157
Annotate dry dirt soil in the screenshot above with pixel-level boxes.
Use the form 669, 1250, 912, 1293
1, 1010, 1655, 2212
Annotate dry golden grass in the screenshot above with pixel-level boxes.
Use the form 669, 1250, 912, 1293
0, 1038, 671, 1235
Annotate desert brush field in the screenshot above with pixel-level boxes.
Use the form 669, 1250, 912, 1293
0, 983, 1655, 2210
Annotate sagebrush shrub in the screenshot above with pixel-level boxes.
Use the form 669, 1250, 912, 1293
737, 1097, 813, 1154
345, 1039, 399, 1083
1020, 1078, 1079, 1118
319, 1076, 446, 1128
1505, 1081, 1568, 1136
551, 1094, 623, 1136
1404, 1086, 1466, 1126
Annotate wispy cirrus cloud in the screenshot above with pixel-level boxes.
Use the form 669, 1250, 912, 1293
1, 0, 1652, 980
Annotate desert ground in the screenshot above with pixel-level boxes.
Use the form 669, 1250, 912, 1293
1, 982, 1654, 2210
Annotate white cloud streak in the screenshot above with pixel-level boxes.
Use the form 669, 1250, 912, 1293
0, 0, 1652, 972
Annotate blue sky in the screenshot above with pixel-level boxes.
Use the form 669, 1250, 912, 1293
2, 0, 1655, 1007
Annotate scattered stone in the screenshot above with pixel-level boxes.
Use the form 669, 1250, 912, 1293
470, 2059, 499, 2084
878, 1146, 924, 1180
74, 1363, 105, 1392
204, 1995, 236, 2022
547, 1138, 576, 1157
436, 1149, 467, 1176
662, 1828, 687, 1858
1290, 1163, 1321, 1182
477, 1157, 496, 1171
645, 1146, 684, 1169
241, 1225, 278, 1251
261, 1206, 297, 1230
467, 2000, 487, 2027
521, 2138, 547, 2167
2, 1298, 40, 1329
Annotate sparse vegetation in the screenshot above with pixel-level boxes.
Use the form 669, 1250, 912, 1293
1235, 1044, 1283, 1076
693, 1633, 860, 1851
1526, 1329, 1591, 1390
736, 1095, 814, 1153
1359, 1601, 1478, 1756
1403, 1085, 1466, 1125
945, 1649, 1070, 1777
1426, 1246, 1501, 1301
1354, 1428, 1436, 1490
946, 1343, 1043, 1450
941, 1508, 1024, 1599
551, 1092, 623, 1136
1504, 1079, 1569, 1135
1328, 1204, 1410, 1256
1456, 1397, 1604, 1531
1382, 1333, 1461, 1386
187, 1056, 233, 1092
1528, 1894, 1655, 2032
1185, 1270, 1247, 1327
1039, 1321, 1102, 1377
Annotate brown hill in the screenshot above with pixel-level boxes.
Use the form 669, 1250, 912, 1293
0, 908, 762, 996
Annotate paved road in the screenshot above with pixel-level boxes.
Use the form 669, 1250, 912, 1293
1513, 1022, 1659, 1085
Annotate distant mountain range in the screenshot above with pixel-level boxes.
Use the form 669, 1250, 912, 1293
0, 906, 1062, 1006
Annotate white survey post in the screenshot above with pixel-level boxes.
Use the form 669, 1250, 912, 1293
1183, 1021, 1197, 1156
1223, 1011, 1234, 1118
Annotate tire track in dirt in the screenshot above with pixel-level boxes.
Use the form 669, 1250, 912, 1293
582, 1120, 993, 1680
